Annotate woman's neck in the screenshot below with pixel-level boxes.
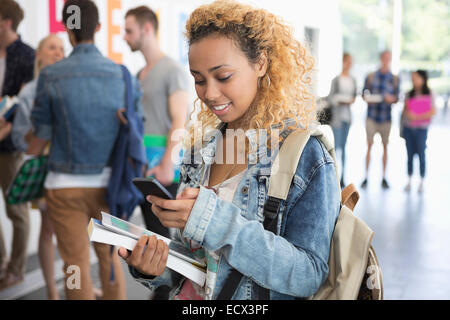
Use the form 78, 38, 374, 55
414, 88, 424, 95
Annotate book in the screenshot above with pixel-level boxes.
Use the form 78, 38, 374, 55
364, 93, 383, 104
334, 93, 354, 104
0, 96, 19, 119
407, 96, 432, 127
88, 212, 207, 287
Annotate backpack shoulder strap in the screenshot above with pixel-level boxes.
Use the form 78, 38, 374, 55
267, 129, 311, 200
263, 125, 340, 234
268, 125, 339, 201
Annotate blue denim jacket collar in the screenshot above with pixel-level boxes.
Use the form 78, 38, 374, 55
70, 43, 102, 57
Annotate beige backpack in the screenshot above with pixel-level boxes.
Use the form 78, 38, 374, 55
268, 125, 383, 300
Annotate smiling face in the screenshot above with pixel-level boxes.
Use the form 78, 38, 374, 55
37, 35, 64, 70
188, 35, 266, 127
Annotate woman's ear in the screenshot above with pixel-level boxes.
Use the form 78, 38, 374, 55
256, 52, 269, 77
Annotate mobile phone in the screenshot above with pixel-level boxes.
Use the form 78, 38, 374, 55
132, 177, 174, 200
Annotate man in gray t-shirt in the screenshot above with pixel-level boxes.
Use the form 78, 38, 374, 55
124, 6, 190, 264
139, 55, 189, 137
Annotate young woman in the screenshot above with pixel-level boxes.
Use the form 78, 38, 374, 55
119, 0, 340, 300
402, 70, 436, 193
327, 53, 357, 188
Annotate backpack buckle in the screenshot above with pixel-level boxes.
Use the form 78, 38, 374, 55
263, 196, 281, 220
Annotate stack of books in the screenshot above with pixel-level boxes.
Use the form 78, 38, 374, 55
88, 211, 207, 287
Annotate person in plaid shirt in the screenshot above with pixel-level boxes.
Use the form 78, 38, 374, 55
361, 50, 400, 189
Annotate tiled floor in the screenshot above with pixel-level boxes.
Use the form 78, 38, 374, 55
3, 99, 450, 300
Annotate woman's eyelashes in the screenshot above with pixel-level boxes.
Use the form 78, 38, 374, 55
194, 74, 233, 86
218, 74, 232, 82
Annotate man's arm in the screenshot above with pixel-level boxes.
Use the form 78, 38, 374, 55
147, 90, 189, 186
26, 131, 49, 156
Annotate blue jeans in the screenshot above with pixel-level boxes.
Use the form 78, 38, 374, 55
403, 126, 428, 178
332, 122, 350, 180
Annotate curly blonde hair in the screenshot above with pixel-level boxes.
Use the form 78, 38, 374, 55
185, 0, 316, 147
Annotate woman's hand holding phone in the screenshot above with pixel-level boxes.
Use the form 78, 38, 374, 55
147, 188, 200, 230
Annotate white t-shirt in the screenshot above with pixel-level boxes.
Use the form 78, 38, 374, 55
0, 57, 6, 95
44, 167, 112, 190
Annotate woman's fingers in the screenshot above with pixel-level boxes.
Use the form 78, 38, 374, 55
121, 235, 169, 277
157, 241, 170, 274
177, 187, 200, 200
141, 236, 157, 270
147, 196, 186, 211
118, 247, 129, 260
127, 235, 148, 267
151, 201, 195, 228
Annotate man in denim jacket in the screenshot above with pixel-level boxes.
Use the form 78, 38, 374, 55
28, 0, 142, 300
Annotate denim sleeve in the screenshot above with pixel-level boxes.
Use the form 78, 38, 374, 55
30, 72, 52, 141
11, 98, 32, 151
128, 265, 184, 293
183, 162, 340, 298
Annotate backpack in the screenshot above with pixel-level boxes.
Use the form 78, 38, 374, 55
217, 125, 383, 300
106, 65, 146, 221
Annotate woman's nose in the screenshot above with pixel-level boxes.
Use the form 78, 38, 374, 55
204, 82, 221, 102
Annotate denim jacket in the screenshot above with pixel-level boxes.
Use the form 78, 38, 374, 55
31, 44, 142, 174
131, 123, 340, 300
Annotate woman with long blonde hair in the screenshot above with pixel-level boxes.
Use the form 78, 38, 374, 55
120, 0, 340, 300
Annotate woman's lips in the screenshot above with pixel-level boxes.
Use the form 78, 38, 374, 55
210, 103, 232, 116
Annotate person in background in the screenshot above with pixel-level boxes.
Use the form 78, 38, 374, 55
327, 52, 357, 188
402, 70, 436, 193
0, 34, 64, 298
0, 0, 35, 290
123, 6, 190, 300
361, 50, 400, 189
27, 0, 141, 299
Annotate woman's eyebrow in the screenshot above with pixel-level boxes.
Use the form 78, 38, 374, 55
190, 65, 231, 74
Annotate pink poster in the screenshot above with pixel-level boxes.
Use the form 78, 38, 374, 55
49, 0, 66, 34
